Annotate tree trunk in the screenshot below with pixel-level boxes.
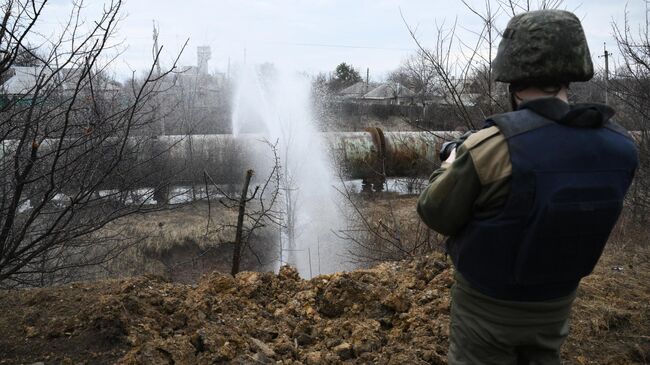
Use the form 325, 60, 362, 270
232, 169, 254, 276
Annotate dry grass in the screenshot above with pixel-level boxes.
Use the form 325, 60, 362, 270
341, 193, 446, 264
96, 194, 434, 280
93, 202, 244, 279
563, 243, 650, 364
561, 217, 650, 365
113, 202, 239, 255
93, 201, 281, 281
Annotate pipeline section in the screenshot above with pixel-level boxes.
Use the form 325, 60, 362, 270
0, 128, 456, 197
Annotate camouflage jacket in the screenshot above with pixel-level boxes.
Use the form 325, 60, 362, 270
417, 119, 512, 236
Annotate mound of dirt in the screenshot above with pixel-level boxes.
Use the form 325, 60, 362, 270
0, 249, 648, 365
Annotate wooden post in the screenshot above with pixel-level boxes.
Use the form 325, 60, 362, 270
231, 169, 254, 276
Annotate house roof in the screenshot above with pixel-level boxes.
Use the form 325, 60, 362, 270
59, 68, 124, 92
1, 66, 122, 96
362, 83, 415, 99
339, 81, 368, 96
1, 66, 47, 95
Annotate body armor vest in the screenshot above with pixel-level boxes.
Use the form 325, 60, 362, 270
447, 109, 638, 301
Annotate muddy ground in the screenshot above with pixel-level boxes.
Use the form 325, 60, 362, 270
0, 245, 648, 365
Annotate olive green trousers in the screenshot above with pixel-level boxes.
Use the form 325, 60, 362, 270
448, 272, 577, 365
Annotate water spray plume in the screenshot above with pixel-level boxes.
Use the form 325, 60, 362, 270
231, 63, 353, 277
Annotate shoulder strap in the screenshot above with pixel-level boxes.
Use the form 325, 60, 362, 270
604, 120, 636, 140
463, 126, 501, 150
486, 110, 553, 139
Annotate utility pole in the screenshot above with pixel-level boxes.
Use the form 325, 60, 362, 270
599, 42, 612, 105
366, 67, 370, 94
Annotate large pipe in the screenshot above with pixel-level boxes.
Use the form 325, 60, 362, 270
155, 129, 452, 180
0, 129, 456, 191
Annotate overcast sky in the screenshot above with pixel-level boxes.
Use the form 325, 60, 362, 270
39, 0, 646, 81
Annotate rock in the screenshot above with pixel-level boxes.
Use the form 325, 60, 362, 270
305, 351, 322, 365
190, 331, 205, 352
278, 265, 300, 281
251, 351, 272, 364
236, 272, 264, 298
378, 317, 393, 330
196, 310, 206, 321
273, 336, 294, 355
333, 342, 354, 360
24, 326, 39, 338
389, 352, 414, 365
250, 337, 276, 358
350, 320, 383, 356
316, 276, 367, 317
382, 290, 411, 313
325, 338, 341, 348
304, 305, 319, 319
296, 332, 314, 346
434, 260, 449, 271
197, 273, 236, 295
236, 271, 261, 284
215, 341, 237, 362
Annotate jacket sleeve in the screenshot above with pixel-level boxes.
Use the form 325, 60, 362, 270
417, 143, 482, 236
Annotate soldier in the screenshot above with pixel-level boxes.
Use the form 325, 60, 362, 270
417, 10, 639, 365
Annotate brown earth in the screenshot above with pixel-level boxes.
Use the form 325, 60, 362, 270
0, 246, 649, 365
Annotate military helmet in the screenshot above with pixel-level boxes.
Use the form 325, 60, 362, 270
493, 10, 593, 85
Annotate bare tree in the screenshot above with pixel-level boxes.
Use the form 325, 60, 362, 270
335, 176, 444, 264
398, 0, 565, 130
399, 14, 478, 129
611, 3, 650, 221
0, 0, 183, 287
388, 49, 438, 108
204, 140, 283, 276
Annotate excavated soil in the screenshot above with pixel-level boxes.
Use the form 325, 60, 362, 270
0, 249, 649, 365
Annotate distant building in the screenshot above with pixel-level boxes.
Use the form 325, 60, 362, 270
1, 66, 46, 95
427, 90, 479, 107
0, 66, 51, 106
173, 64, 226, 109
154, 46, 229, 134
0, 65, 124, 110
197, 46, 211, 75
176, 46, 226, 90
57, 67, 122, 95
361, 83, 415, 105
338, 81, 370, 100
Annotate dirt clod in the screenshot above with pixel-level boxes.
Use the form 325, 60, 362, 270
333, 342, 354, 360
250, 337, 276, 358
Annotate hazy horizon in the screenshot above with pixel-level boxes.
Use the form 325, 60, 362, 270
34, 0, 646, 82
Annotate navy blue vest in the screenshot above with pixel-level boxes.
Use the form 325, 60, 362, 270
447, 109, 638, 301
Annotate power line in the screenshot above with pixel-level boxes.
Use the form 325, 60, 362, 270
267, 41, 414, 52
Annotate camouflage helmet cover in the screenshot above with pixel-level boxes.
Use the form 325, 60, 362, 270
493, 10, 594, 84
